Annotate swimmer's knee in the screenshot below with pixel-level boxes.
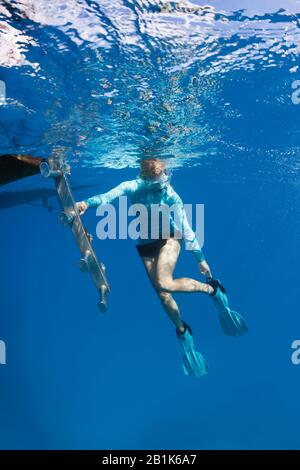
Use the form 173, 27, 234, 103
156, 279, 174, 293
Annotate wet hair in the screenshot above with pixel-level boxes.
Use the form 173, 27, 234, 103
140, 158, 166, 179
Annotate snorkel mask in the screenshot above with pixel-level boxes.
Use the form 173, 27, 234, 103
141, 169, 171, 191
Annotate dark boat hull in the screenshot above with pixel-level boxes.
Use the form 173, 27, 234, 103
0, 155, 46, 186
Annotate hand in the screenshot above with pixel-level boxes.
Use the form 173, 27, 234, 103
76, 201, 89, 216
198, 260, 212, 279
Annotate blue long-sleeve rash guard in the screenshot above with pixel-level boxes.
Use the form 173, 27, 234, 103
85, 178, 205, 263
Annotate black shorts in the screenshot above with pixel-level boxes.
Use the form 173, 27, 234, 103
136, 239, 168, 258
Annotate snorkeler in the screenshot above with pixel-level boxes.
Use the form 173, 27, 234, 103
76, 158, 247, 377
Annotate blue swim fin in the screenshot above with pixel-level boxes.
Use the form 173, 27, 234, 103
207, 279, 248, 337
176, 322, 209, 377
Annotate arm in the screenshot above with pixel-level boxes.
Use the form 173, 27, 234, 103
168, 188, 212, 277
76, 180, 137, 214
85, 180, 137, 207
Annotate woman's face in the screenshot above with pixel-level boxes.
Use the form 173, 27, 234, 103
142, 168, 170, 189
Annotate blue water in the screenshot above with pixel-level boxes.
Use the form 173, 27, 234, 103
1, 0, 300, 450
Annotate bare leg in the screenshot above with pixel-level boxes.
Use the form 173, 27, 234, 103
156, 238, 213, 294
142, 256, 185, 333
